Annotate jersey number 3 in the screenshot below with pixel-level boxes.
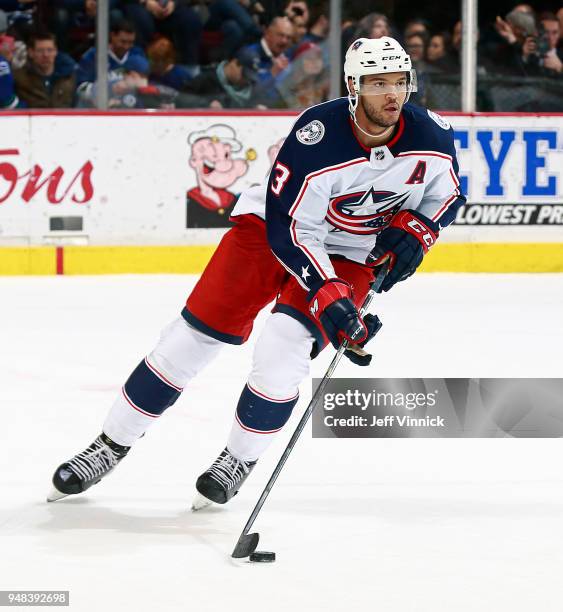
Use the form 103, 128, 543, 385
270, 162, 291, 196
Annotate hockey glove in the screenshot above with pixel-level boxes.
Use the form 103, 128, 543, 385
366, 210, 439, 292
343, 313, 383, 366
308, 279, 368, 350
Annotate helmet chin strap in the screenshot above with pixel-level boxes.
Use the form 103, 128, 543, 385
348, 93, 395, 142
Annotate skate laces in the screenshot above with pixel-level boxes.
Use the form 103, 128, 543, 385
67, 437, 121, 483
208, 450, 251, 490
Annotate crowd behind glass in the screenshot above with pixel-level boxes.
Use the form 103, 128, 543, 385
0, 0, 561, 111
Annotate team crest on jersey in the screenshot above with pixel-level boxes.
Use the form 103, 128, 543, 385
427, 109, 450, 130
296, 120, 325, 145
327, 188, 410, 235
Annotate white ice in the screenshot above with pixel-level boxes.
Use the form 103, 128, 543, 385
1, 273, 563, 612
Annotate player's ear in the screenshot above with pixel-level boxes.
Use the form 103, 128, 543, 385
347, 77, 357, 96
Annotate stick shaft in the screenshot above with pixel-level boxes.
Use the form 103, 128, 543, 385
235, 264, 388, 541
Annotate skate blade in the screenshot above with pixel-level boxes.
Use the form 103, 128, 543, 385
46, 487, 69, 503
191, 493, 213, 511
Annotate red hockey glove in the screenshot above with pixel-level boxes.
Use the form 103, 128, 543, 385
308, 279, 368, 350
366, 210, 439, 292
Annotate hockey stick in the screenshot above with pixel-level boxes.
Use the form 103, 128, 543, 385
231, 262, 389, 559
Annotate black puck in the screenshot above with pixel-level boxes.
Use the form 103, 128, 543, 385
249, 551, 276, 563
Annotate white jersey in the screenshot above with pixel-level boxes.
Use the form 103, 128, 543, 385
232, 98, 465, 291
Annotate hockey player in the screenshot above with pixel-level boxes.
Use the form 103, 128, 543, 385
48, 37, 465, 506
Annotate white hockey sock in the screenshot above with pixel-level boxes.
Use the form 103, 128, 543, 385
103, 317, 223, 447
226, 313, 313, 462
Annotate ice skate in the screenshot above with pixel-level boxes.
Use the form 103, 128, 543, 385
47, 433, 130, 502
193, 448, 256, 508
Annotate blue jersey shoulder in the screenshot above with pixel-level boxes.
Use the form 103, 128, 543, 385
280, 97, 368, 177
391, 103, 456, 157
0, 55, 16, 109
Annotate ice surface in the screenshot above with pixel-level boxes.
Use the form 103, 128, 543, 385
1, 274, 563, 612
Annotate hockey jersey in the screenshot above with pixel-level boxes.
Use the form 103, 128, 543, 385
0, 53, 18, 109
232, 97, 465, 292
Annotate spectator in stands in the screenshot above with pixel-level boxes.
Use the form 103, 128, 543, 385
0, 0, 35, 39
492, 8, 539, 74
405, 32, 427, 106
147, 37, 192, 91
352, 12, 390, 40
405, 32, 426, 64
239, 16, 293, 84
271, 40, 327, 108
176, 47, 258, 108
403, 18, 430, 42
51, 0, 123, 58
205, 0, 262, 58
13, 30, 76, 107
451, 18, 494, 74
341, 11, 391, 55
77, 53, 177, 108
426, 31, 456, 73
0, 27, 19, 108
76, 19, 145, 92
285, 0, 308, 46
0, 7, 26, 69
494, 8, 536, 47
303, 1, 329, 45
491, 8, 562, 76
538, 13, 562, 74
120, 0, 203, 74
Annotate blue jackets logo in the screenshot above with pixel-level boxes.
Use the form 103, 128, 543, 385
327, 189, 410, 234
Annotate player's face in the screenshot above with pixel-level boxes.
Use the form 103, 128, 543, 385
358, 72, 408, 128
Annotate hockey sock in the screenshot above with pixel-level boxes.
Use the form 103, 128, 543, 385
226, 383, 299, 462
103, 356, 183, 446
102, 317, 224, 447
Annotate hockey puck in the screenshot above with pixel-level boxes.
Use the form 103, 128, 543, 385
249, 551, 276, 563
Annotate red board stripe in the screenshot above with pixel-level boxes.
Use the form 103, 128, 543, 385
56, 247, 64, 275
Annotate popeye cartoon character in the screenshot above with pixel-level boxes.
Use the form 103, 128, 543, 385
186, 124, 255, 228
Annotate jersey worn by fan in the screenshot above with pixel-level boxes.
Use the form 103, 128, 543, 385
232, 97, 465, 291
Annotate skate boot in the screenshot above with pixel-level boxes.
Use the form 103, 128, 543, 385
47, 433, 130, 502
192, 448, 256, 509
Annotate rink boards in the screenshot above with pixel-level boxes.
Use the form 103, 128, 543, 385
0, 109, 562, 274
3, 242, 563, 275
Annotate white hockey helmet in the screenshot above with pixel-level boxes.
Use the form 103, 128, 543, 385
344, 37, 417, 137
344, 36, 415, 93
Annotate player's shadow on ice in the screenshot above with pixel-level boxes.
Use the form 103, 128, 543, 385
36, 499, 233, 558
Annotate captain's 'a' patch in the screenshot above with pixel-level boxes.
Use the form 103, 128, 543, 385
296, 120, 325, 145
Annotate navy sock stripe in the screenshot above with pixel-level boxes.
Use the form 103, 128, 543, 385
144, 357, 183, 391
123, 359, 181, 416
236, 384, 298, 433
122, 387, 160, 419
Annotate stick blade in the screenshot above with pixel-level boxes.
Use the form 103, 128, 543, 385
231, 532, 260, 558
